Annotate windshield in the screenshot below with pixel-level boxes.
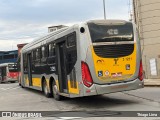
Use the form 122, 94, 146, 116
8, 63, 18, 72
88, 22, 134, 42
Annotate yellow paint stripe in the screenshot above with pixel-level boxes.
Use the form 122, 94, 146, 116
32, 78, 41, 87
24, 77, 41, 87
68, 80, 79, 94
24, 77, 79, 95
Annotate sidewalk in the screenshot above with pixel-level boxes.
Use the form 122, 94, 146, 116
144, 79, 160, 86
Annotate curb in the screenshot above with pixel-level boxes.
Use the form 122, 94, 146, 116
144, 79, 160, 87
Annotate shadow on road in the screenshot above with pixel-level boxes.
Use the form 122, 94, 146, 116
22, 86, 44, 96
21, 86, 139, 110
62, 95, 138, 110
0, 81, 18, 84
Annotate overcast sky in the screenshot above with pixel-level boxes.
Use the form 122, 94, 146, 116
0, 0, 131, 51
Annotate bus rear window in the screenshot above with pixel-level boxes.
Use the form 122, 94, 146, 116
8, 64, 18, 72
88, 22, 134, 42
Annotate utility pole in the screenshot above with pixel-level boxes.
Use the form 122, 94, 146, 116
128, 0, 133, 21
103, 0, 106, 19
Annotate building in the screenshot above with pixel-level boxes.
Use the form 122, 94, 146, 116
48, 25, 67, 33
0, 50, 18, 64
133, 0, 160, 79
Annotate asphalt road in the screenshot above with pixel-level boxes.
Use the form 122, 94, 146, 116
0, 83, 160, 119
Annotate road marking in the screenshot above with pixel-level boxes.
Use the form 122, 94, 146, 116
0, 86, 20, 91
123, 92, 160, 103
57, 117, 82, 120
22, 117, 82, 120
40, 117, 82, 120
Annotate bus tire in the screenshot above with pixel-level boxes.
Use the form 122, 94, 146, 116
42, 80, 51, 98
21, 83, 24, 88
52, 81, 61, 101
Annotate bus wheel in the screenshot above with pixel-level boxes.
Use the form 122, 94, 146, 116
42, 80, 51, 98
52, 82, 61, 101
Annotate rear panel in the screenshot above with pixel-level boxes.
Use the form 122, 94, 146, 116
91, 43, 136, 83
7, 63, 19, 80
87, 20, 140, 84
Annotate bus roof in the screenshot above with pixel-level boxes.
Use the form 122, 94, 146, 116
22, 27, 69, 51
0, 63, 15, 67
21, 19, 132, 53
87, 19, 132, 25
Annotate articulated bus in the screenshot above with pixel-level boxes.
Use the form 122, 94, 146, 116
20, 20, 144, 100
0, 63, 19, 83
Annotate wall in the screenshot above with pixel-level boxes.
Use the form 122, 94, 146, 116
133, 0, 160, 79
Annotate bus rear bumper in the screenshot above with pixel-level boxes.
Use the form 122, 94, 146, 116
1, 79, 18, 83
95, 78, 144, 95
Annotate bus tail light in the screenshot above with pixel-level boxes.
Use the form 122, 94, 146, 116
138, 60, 143, 81
81, 61, 93, 87
7, 73, 13, 78
7, 73, 11, 78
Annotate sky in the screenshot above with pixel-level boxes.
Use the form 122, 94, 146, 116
0, 0, 132, 51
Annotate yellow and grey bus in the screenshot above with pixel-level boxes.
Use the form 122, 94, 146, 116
20, 20, 144, 100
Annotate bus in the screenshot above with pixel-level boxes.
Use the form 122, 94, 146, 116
0, 63, 19, 83
20, 20, 144, 100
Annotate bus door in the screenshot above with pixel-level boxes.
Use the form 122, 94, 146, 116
57, 42, 68, 93
0, 67, 6, 82
27, 53, 32, 86
2, 67, 6, 81
0, 68, 2, 82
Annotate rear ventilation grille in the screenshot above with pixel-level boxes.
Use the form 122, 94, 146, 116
93, 44, 134, 58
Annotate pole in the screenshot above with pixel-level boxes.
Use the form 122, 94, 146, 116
103, 0, 106, 19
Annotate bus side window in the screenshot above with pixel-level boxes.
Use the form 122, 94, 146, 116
36, 48, 41, 60
23, 53, 27, 72
32, 50, 36, 61
49, 43, 55, 57
41, 46, 46, 58
49, 44, 52, 57
66, 32, 77, 74
46, 45, 49, 57
67, 33, 76, 47
48, 43, 56, 65
53, 46, 55, 56
41, 46, 48, 65
35, 48, 41, 66
31, 50, 36, 70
